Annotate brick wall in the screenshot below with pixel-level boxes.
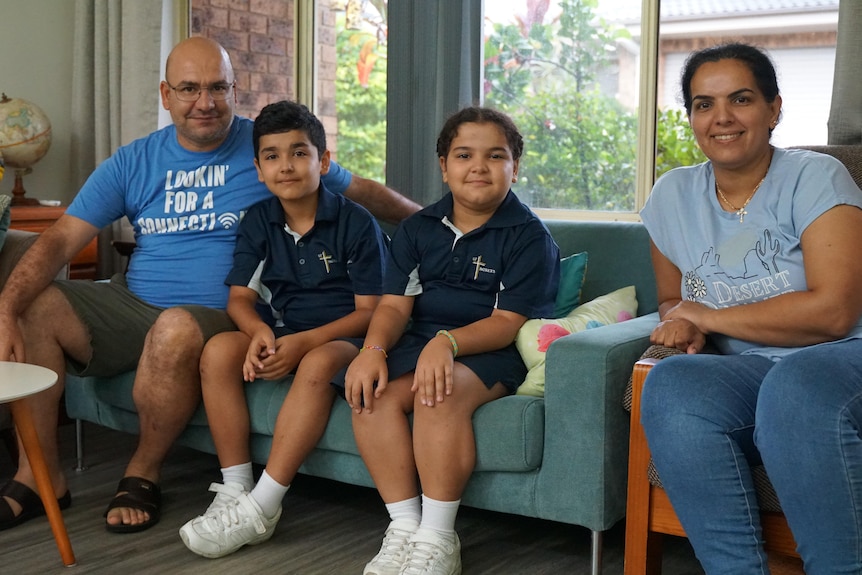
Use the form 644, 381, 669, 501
190, 0, 339, 155
316, 3, 338, 153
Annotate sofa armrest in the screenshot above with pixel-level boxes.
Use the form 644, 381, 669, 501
0, 229, 68, 289
536, 312, 659, 528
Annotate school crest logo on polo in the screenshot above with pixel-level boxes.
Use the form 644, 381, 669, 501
472, 255, 496, 279
319, 250, 335, 273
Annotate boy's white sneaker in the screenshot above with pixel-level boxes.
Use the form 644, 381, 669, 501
192, 481, 246, 518
363, 518, 420, 575
179, 482, 281, 559
399, 528, 462, 575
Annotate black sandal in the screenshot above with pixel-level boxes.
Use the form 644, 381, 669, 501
0, 479, 72, 532
104, 476, 162, 534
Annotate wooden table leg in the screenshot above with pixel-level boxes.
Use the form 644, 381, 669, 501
9, 397, 76, 567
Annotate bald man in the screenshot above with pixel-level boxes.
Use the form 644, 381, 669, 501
0, 37, 419, 533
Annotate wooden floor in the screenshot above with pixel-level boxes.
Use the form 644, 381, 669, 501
0, 421, 705, 574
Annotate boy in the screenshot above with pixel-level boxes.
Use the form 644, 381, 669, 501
179, 100, 387, 558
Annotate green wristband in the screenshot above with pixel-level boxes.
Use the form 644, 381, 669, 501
436, 329, 458, 358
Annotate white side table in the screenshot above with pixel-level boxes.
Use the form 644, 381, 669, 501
0, 361, 76, 566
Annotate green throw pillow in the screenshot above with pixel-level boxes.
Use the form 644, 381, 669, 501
516, 285, 638, 397
554, 251, 588, 318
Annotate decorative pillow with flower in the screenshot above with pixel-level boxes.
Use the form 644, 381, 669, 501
515, 285, 637, 397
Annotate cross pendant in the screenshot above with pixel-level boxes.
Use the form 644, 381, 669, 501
737, 207, 747, 223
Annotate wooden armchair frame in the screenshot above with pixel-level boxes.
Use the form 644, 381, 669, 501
623, 358, 799, 574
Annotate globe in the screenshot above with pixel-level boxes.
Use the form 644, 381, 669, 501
0, 93, 52, 205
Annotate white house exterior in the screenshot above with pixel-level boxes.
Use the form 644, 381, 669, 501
599, 0, 839, 145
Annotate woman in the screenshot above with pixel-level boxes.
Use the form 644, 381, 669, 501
639, 42, 862, 574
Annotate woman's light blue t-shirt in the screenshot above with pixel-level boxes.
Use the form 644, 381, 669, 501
641, 147, 862, 360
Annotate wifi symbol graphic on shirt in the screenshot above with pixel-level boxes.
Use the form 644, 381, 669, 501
218, 212, 240, 229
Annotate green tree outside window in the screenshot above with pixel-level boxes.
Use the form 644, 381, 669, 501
333, 0, 706, 212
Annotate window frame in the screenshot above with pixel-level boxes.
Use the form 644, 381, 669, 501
295, 0, 316, 111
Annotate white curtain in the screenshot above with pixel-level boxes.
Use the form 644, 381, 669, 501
71, 0, 164, 277
828, 0, 862, 145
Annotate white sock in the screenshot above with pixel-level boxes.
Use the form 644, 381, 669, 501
420, 495, 460, 537
385, 496, 422, 524
220, 462, 254, 492
249, 470, 289, 519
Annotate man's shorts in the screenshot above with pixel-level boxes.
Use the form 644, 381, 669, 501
53, 274, 235, 377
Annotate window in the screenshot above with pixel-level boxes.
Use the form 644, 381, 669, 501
321, 0, 838, 216
484, 0, 643, 214
656, 4, 838, 149
330, 0, 388, 183
483, 0, 837, 217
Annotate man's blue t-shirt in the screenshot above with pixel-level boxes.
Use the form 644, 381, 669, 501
66, 116, 352, 309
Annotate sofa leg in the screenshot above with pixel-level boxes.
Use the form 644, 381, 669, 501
74, 419, 87, 471
591, 529, 603, 575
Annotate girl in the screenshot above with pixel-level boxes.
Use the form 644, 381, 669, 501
344, 107, 560, 575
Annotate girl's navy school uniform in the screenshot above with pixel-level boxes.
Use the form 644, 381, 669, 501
377, 189, 560, 392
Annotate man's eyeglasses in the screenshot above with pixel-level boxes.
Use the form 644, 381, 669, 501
165, 81, 235, 102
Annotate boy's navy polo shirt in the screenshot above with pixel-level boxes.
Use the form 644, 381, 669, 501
386, 190, 560, 338
226, 186, 386, 332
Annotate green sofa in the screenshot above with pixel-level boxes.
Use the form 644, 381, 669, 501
64, 219, 659, 575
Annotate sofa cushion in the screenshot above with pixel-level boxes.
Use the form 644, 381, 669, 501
242, 380, 545, 472
554, 251, 588, 317
543, 220, 658, 314
85, 371, 546, 474
471, 395, 544, 471
87, 371, 138, 412
516, 285, 638, 396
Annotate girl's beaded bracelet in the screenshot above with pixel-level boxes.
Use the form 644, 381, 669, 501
436, 329, 459, 357
360, 344, 388, 358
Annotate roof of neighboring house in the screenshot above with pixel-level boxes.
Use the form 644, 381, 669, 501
597, 0, 839, 22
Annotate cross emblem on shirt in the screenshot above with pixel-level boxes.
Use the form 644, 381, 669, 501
319, 250, 333, 274
472, 255, 485, 280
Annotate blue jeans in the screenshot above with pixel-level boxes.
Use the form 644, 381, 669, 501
641, 340, 862, 575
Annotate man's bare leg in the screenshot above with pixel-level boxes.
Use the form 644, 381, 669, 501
105, 308, 206, 529
7, 286, 92, 517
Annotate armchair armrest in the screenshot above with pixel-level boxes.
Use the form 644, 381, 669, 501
624, 359, 661, 560
628, 359, 658, 493
623, 354, 799, 569
624, 358, 667, 574
0, 229, 69, 288
536, 312, 658, 529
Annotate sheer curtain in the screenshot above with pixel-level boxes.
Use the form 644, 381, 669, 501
70, 0, 173, 277
386, 0, 483, 207
828, 0, 862, 145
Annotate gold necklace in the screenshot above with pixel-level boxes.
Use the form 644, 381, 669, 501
715, 176, 766, 223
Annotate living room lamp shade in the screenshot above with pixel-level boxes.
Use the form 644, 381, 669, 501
0, 93, 52, 206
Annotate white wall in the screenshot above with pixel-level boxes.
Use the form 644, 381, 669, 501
0, 0, 76, 204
